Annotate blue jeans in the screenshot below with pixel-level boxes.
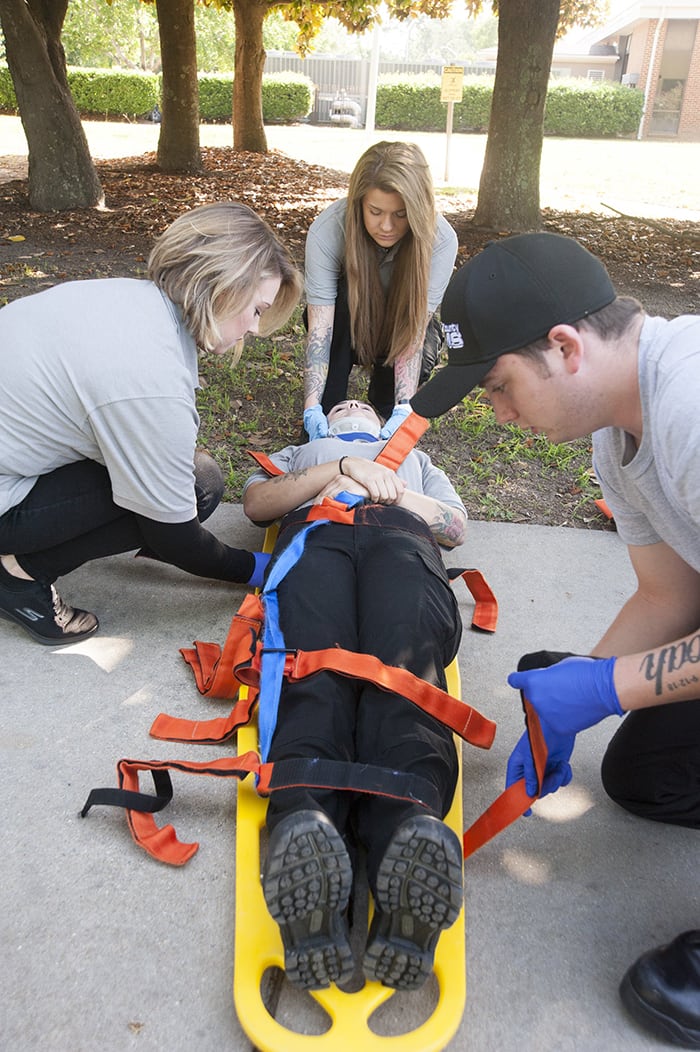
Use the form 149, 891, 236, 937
0, 452, 223, 583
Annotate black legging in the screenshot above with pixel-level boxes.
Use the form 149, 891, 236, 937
0, 452, 224, 583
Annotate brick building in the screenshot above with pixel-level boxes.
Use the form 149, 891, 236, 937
553, 1, 700, 140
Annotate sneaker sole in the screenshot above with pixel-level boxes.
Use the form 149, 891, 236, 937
262, 810, 354, 990
0, 606, 99, 645
363, 815, 463, 991
619, 971, 700, 1049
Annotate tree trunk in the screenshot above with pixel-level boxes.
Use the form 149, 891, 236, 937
155, 0, 202, 173
472, 0, 560, 232
0, 0, 103, 211
233, 0, 268, 152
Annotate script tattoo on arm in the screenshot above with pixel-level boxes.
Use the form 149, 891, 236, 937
638, 630, 700, 696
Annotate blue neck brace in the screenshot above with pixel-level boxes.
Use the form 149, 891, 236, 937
335, 432, 380, 443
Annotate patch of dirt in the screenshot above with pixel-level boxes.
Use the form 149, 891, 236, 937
1, 147, 698, 529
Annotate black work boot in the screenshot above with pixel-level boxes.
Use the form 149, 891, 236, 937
262, 809, 354, 990
620, 930, 700, 1048
363, 814, 463, 991
0, 562, 98, 645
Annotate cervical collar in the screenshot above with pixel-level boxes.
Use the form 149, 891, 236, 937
328, 414, 381, 440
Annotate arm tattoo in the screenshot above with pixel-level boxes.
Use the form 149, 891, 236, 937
304, 309, 333, 403
638, 631, 700, 695
393, 340, 424, 403
427, 504, 465, 547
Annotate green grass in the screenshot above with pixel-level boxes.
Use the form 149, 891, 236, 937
196, 315, 607, 529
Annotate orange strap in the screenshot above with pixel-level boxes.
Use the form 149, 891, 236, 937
116, 753, 262, 865
451, 568, 498, 634
246, 410, 429, 480
152, 639, 496, 751
375, 411, 430, 469
282, 647, 496, 749
462, 696, 548, 858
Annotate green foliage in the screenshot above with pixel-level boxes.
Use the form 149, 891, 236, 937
62, 0, 161, 71
198, 73, 234, 121
199, 71, 313, 122
376, 73, 644, 138
67, 67, 159, 118
0, 64, 17, 110
544, 79, 644, 137
376, 73, 493, 132
0, 62, 313, 124
262, 72, 313, 122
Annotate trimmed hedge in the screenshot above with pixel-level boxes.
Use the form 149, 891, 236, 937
376, 73, 492, 132
0, 63, 643, 138
544, 79, 643, 137
262, 71, 313, 123
199, 69, 313, 122
68, 67, 159, 118
0, 64, 313, 124
0, 64, 17, 109
376, 72, 644, 138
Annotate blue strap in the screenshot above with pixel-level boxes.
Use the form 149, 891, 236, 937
257, 519, 326, 762
333, 491, 365, 507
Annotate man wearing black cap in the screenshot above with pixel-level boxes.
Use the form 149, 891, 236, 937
411, 232, 700, 1049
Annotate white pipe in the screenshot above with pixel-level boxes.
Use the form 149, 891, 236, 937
638, 9, 665, 139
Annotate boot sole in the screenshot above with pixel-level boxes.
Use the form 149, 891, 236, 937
263, 810, 354, 990
620, 971, 700, 1049
363, 814, 463, 991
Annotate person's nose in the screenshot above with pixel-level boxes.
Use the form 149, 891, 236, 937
491, 395, 517, 425
378, 213, 393, 232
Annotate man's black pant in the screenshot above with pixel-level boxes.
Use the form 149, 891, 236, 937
602, 698, 700, 828
265, 509, 462, 887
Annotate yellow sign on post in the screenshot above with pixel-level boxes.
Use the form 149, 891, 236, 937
440, 65, 464, 103
440, 66, 464, 182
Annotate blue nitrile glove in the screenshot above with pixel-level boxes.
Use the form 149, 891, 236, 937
505, 725, 575, 814
507, 656, 623, 737
247, 552, 271, 590
303, 404, 329, 441
379, 403, 412, 439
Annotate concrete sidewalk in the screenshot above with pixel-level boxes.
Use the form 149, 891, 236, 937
1, 508, 697, 1051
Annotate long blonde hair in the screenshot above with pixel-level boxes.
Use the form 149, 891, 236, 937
148, 201, 302, 354
345, 141, 436, 367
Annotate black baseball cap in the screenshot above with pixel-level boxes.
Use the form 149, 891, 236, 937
411, 232, 616, 419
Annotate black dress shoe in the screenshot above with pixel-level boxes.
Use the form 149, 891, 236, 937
620, 930, 700, 1048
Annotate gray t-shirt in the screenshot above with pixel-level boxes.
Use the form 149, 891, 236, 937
592, 314, 700, 572
243, 436, 466, 516
304, 197, 458, 312
0, 278, 201, 522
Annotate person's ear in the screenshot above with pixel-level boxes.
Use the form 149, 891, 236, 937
547, 324, 584, 373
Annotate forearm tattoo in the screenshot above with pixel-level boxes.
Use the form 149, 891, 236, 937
638, 631, 700, 695
305, 322, 332, 403
393, 342, 423, 403
427, 504, 465, 546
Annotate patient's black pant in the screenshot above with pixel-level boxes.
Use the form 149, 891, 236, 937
265, 508, 461, 886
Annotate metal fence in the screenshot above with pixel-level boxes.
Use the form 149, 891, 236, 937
264, 53, 494, 125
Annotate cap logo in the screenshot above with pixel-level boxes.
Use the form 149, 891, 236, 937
443, 323, 464, 350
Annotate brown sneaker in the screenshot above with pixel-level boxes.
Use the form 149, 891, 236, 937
0, 564, 98, 645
